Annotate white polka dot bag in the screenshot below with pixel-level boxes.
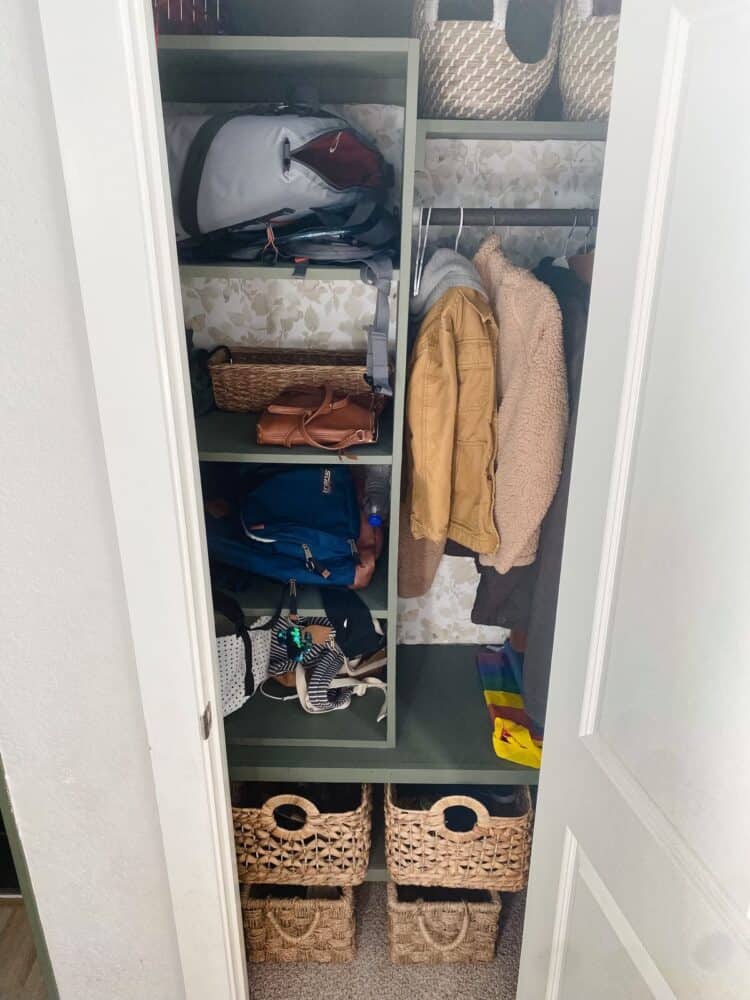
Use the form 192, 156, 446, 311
214, 591, 271, 718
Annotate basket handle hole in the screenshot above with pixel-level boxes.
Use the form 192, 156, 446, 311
443, 804, 480, 833
273, 804, 308, 831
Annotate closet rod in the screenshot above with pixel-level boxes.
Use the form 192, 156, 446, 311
412, 207, 599, 227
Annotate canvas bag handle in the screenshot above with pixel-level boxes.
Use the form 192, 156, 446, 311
422, 0, 509, 29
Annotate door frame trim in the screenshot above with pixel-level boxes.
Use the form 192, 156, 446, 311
34, 1, 248, 995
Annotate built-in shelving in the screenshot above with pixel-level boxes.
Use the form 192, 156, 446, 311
233, 558, 389, 621
181, 263, 400, 283
161, 34, 419, 750
157, 35, 414, 104
196, 409, 394, 465
416, 117, 608, 166
225, 645, 540, 782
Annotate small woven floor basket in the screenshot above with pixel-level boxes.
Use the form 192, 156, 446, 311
208, 347, 371, 413
233, 784, 372, 886
241, 885, 356, 964
387, 883, 501, 965
559, 0, 620, 121
412, 0, 561, 120
385, 785, 533, 891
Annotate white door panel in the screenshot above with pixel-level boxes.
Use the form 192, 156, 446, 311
518, 1, 750, 997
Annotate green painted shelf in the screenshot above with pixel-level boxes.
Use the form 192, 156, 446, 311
234, 558, 388, 620
196, 409, 394, 465
158, 35, 413, 104
180, 263, 400, 283
416, 117, 608, 166
225, 645, 540, 784
224, 680, 389, 750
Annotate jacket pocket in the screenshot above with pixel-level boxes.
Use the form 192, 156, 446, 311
456, 358, 493, 444
451, 440, 492, 536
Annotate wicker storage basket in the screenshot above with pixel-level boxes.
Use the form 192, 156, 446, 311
387, 883, 501, 964
241, 885, 356, 964
233, 784, 372, 886
559, 0, 620, 121
385, 784, 532, 891
208, 347, 371, 413
412, 0, 561, 120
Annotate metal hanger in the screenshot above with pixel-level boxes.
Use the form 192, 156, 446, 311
413, 206, 432, 297
454, 205, 464, 253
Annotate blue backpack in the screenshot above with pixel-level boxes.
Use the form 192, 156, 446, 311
206, 466, 361, 588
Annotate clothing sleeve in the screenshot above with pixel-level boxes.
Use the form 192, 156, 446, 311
484, 299, 569, 574
397, 504, 446, 598
405, 312, 458, 546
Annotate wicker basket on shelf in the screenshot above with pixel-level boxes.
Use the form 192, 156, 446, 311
412, 0, 561, 120
233, 784, 372, 886
387, 883, 501, 965
241, 885, 356, 964
385, 784, 533, 891
208, 347, 372, 413
559, 0, 620, 121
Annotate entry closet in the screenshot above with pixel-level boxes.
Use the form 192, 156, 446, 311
154, 0, 617, 995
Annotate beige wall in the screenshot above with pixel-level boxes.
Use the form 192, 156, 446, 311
0, 3, 184, 996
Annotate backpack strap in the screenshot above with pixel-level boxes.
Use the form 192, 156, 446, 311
178, 112, 248, 238
212, 589, 256, 697
361, 255, 394, 396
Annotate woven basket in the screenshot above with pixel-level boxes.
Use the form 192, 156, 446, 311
233, 784, 372, 886
208, 347, 371, 413
241, 885, 356, 964
413, 0, 561, 120
385, 784, 533, 891
559, 0, 619, 121
387, 883, 501, 964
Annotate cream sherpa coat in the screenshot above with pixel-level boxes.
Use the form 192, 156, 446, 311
474, 236, 568, 574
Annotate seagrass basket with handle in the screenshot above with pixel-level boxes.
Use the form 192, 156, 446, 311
241, 885, 356, 964
385, 784, 532, 891
387, 883, 501, 964
233, 784, 372, 886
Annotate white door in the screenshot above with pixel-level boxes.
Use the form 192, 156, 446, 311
518, 2, 750, 998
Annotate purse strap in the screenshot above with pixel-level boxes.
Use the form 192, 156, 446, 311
281, 386, 375, 452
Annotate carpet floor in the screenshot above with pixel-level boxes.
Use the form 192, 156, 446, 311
248, 883, 525, 1000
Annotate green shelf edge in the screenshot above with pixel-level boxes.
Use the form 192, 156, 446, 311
181, 263, 400, 283
416, 117, 608, 166
225, 645, 540, 785
196, 409, 394, 465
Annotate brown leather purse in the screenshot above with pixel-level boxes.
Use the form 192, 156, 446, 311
256, 385, 385, 451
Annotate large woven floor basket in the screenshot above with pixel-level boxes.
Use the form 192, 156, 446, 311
208, 346, 371, 413
233, 783, 372, 886
385, 785, 533, 891
387, 883, 501, 964
413, 0, 561, 120
559, 0, 619, 120
241, 885, 356, 964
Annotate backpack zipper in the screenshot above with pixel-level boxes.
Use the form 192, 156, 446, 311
349, 539, 361, 564
301, 543, 331, 579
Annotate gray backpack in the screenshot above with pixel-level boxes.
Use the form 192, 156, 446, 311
165, 109, 394, 240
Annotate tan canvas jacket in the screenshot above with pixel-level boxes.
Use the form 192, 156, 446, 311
399, 286, 499, 597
